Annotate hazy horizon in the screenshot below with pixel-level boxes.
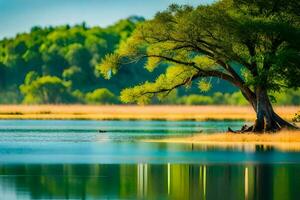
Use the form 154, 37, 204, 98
0, 0, 214, 39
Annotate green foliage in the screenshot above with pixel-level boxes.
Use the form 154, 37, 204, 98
227, 91, 249, 105
176, 90, 300, 106
20, 75, 74, 104
0, 91, 22, 104
198, 80, 212, 92
98, 54, 121, 79
179, 95, 214, 105
0, 17, 160, 104
293, 112, 300, 122
212, 92, 227, 105
72, 90, 85, 103
178, 91, 249, 105
62, 66, 82, 80
272, 89, 300, 105
85, 88, 118, 104
98, 0, 300, 107
65, 44, 91, 67
24, 71, 39, 85
120, 65, 198, 104
145, 57, 162, 72
62, 66, 84, 90
159, 90, 178, 104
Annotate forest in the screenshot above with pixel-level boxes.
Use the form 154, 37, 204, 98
0, 16, 298, 105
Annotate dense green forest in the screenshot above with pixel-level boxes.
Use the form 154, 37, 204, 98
0, 17, 298, 105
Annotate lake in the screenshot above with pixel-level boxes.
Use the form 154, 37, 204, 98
0, 120, 300, 199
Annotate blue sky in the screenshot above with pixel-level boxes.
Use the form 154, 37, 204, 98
0, 0, 214, 39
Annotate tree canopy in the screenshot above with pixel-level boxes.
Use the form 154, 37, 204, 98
100, 0, 299, 103
20, 73, 74, 104
99, 0, 300, 131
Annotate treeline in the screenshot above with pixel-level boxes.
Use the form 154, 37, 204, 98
166, 90, 300, 106
0, 17, 299, 105
0, 16, 162, 104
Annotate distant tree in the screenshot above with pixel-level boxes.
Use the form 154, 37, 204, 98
20, 74, 74, 104
64, 44, 94, 87
23, 49, 43, 70
85, 88, 118, 104
40, 43, 68, 76
99, 0, 300, 132
24, 71, 39, 85
0, 62, 6, 89
4, 54, 27, 85
227, 92, 249, 106
212, 92, 227, 105
66, 44, 91, 67
72, 90, 85, 103
62, 66, 83, 89
273, 89, 300, 105
180, 95, 213, 105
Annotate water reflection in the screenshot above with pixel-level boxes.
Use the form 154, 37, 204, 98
0, 120, 247, 142
1, 120, 299, 199
0, 164, 299, 200
2, 141, 300, 164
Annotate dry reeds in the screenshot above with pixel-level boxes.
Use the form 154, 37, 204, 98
0, 105, 297, 121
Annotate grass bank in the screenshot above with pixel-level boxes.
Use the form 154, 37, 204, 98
145, 130, 300, 151
0, 105, 298, 121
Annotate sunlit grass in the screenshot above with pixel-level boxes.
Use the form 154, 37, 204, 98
0, 105, 298, 121
161, 130, 300, 143
146, 130, 300, 151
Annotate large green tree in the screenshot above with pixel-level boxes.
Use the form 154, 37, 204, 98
99, 0, 300, 132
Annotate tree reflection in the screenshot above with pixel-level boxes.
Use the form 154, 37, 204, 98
0, 164, 299, 199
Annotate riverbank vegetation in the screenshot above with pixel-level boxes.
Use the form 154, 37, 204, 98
0, 105, 297, 121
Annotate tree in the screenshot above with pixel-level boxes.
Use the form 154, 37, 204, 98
20, 73, 74, 104
99, 0, 300, 132
85, 88, 118, 104
0, 62, 6, 89
62, 66, 84, 89
66, 44, 91, 67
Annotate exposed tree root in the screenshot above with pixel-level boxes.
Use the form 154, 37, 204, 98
228, 122, 299, 134
228, 125, 254, 133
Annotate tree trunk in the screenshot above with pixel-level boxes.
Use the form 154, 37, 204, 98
251, 87, 297, 133
230, 86, 298, 133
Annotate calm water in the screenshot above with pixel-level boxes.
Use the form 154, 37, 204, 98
0, 120, 300, 200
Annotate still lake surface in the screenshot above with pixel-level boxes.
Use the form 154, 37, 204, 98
0, 120, 300, 199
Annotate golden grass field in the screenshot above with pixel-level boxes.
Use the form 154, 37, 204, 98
0, 105, 298, 121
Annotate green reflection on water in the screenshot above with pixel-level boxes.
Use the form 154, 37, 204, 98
0, 164, 300, 200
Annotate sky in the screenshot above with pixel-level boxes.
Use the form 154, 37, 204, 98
0, 0, 214, 39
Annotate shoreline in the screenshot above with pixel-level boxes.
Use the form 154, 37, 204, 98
0, 105, 298, 121
144, 130, 300, 151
